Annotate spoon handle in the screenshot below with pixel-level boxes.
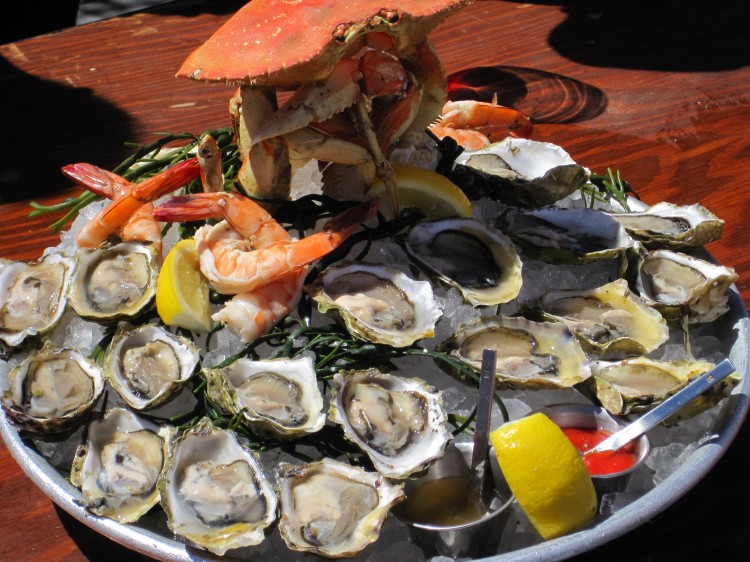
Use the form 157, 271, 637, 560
587, 358, 736, 455
469, 349, 497, 498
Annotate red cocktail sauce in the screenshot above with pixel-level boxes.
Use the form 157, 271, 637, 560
561, 427, 637, 475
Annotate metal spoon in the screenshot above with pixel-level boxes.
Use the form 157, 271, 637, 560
469, 348, 497, 507
585, 358, 736, 456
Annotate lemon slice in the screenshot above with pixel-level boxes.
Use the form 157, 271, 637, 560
490, 412, 597, 540
156, 239, 211, 332
370, 164, 473, 219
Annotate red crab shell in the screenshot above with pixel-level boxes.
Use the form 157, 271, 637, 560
177, 0, 472, 87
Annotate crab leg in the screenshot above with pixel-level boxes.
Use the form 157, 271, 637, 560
401, 40, 449, 140
353, 96, 400, 213
430, 96, 534, 150
251, 58, 363, 146
197, 134, 224, 192
231, 87, 291, 201
252, 50, 411, 148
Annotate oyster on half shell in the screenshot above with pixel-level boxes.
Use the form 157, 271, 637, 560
205, 356, 325, 439
1, 341, 104, 433
500, 207, 639, 274
401, 217, 522, 307
70, 407, 174, 523
277, 457, 404, 558
68, 241, 159, 322
104, 323, 200, 410
585, 357, 720, 416
445, 315, 591, 389
159, 418, 277, 555
309, 262, 441, 347
539, 279, 669, 357
635, 249, 738, 324
609, 202, 723, 249
455, 137, 590, 207
328, 369, 451, 479
0, 251, 74, 348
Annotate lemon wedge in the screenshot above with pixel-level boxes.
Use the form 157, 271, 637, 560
490, 412, 597, 540
370, 164, 473, 219
156, 239, 211, 332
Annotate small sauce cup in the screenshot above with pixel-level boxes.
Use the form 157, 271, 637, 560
392, 441, 514, 559
538, 403, 651, 494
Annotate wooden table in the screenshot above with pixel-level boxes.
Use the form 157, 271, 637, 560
1, 1, 749, 560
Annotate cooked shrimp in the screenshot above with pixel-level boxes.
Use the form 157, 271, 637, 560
213, 269, 306, 343
153, 192, 376, 295
62, 163, 163, 253
429, 97, 533, 150
73, 158, 201, 249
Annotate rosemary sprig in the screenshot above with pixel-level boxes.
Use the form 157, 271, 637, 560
581, 168, 637, 211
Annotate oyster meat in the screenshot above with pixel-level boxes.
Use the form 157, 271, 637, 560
455, 137, 590, 207
205, 356, 325, 438
309, 262, 441, 347
277, 457, 404, 558
329, 369, 451, 479
635, 249, 738, 324
608, 202, 723, 249
68, 241, 159, 322
539, 278, 669, 357
500, 207, 638, 272
445, 315, 591, 389
586, 357, 719, 415
104, 322, 200, 410
70, 407, 173, 523
159, 418, 277, 555
1, 341, 104, 433
401, 217, 522, 306
0, 251, 74, 348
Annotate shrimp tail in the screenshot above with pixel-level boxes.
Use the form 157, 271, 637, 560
62, 163, 130, 199
266, 199, 378, 271
322, 199, 378, 236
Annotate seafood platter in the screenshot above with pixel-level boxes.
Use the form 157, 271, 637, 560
1, 1, 748, 561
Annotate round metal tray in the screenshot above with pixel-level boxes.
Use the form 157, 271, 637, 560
2, 288, 748, 562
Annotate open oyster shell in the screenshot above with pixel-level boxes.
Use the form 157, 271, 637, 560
608, 202, 723, 249
635, 249, 738, 324
0, 251, 74, 349
68, 241, 159, 322
70, 407, 174, 523
205, 356, 325, 439
584, 357, 721, 416
1, 341, 104, 434
277, 457, 404, 558
159, 418, 278, 555
401, 217, 522, 307
328, 369, 451, 479
455, 137, 590, 207
309, 261, 441, 347
539, 279, 669, 357
499, 207, 639, 273
104, 322, 200, 410
444, 315, 591, 389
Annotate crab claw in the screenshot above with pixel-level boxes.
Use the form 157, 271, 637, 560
252, 59, 362, 146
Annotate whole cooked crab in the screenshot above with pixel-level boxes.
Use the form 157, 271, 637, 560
177, 0, 474, 210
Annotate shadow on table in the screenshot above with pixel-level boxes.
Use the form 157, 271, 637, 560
0, 56, 134, 203
444, 65, 607, 137
508, 0, 750, 72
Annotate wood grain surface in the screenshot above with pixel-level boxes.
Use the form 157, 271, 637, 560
1, 1, 749, 560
